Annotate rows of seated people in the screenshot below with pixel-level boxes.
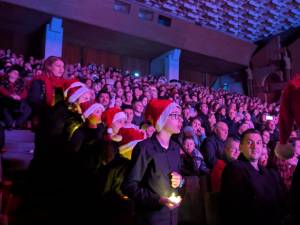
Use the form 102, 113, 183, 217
0, 48, 299, 225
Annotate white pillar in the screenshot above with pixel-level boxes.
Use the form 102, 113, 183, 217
150, 49, 181, 81
44, 17, 63, 58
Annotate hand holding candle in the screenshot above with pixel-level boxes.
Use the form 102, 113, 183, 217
159, 193, 182, 209
168, 192, 182, 204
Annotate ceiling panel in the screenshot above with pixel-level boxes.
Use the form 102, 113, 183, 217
132, 0, 300, 41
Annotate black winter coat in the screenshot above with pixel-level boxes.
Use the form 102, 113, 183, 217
122, 134, 182, 225
220, 154, 286, 225
200, 134, 225, 169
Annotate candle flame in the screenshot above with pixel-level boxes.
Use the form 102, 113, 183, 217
168, 193, 181, 204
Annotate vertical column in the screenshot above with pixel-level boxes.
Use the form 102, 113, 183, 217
150, 49, 181, 81
164, 49, 181, 81
44, 17, 63, 58
246, 67, 254, 97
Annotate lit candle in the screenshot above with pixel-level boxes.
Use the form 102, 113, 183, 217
168, 193, 182, 204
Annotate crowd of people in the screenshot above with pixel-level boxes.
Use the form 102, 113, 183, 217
0, 48, 299, 225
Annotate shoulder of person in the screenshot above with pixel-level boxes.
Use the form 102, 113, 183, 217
225, 159, 246, 172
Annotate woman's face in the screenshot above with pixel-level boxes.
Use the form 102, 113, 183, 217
142, 97, 148, 107
208, 114, 216, 125
192, 119, 201, 133
78, 91, 92, 104
49, 60, 65, 77
116, 88, 124, 97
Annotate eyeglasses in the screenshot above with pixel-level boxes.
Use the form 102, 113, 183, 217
168, 113, 183, 120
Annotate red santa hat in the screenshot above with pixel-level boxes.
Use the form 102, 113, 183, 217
80, 101, 105, 119
145, 99, 178, 132
64, 80, 86, 98
118, 127, 145, 159
101, 107, 127, 134
66, 85, 90, 103
275, 75, 300, 160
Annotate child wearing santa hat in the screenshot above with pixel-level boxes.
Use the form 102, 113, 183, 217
118, 127, 145, 160
33, 80, 91, 157
121, 99, 184, 225
68, 100, 105, 170
101, 107, 127, 142
58, 100, 106, 223
100, 127, 145, 225
27, 79, 95, 224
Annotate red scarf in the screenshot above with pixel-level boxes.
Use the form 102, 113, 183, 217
33, 74, 67, 106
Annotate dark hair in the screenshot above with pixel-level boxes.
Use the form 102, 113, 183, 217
225, 137, 240, 149
140, 121, 153, 129
5, 65, 23, 74
99, 89, 109, 95
261, 129, 269, 135
122, 105, 133, 110
183, 136, 195, 143
240, 129, 261, 144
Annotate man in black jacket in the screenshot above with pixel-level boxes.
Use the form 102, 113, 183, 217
201, 121, 228, 169
220, 129, 285, 225
122, 99, 184, 225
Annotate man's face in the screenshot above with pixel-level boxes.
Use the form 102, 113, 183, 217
241, 133, 263, 162
228, 109, 236, 120
215, 123, 228, 141
124, 108, 134, 123
163, 107, 183, 134
225, 140, 240, 161
183, 139, 195, 154
134, 102, 144, 113
126, 92, 133, 102
99, 93, 110, 107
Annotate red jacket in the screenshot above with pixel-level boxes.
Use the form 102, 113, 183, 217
0, 80, 27, 99
211, 159, 226, 192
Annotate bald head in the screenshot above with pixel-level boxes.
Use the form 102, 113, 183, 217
215, 122, 228, 141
